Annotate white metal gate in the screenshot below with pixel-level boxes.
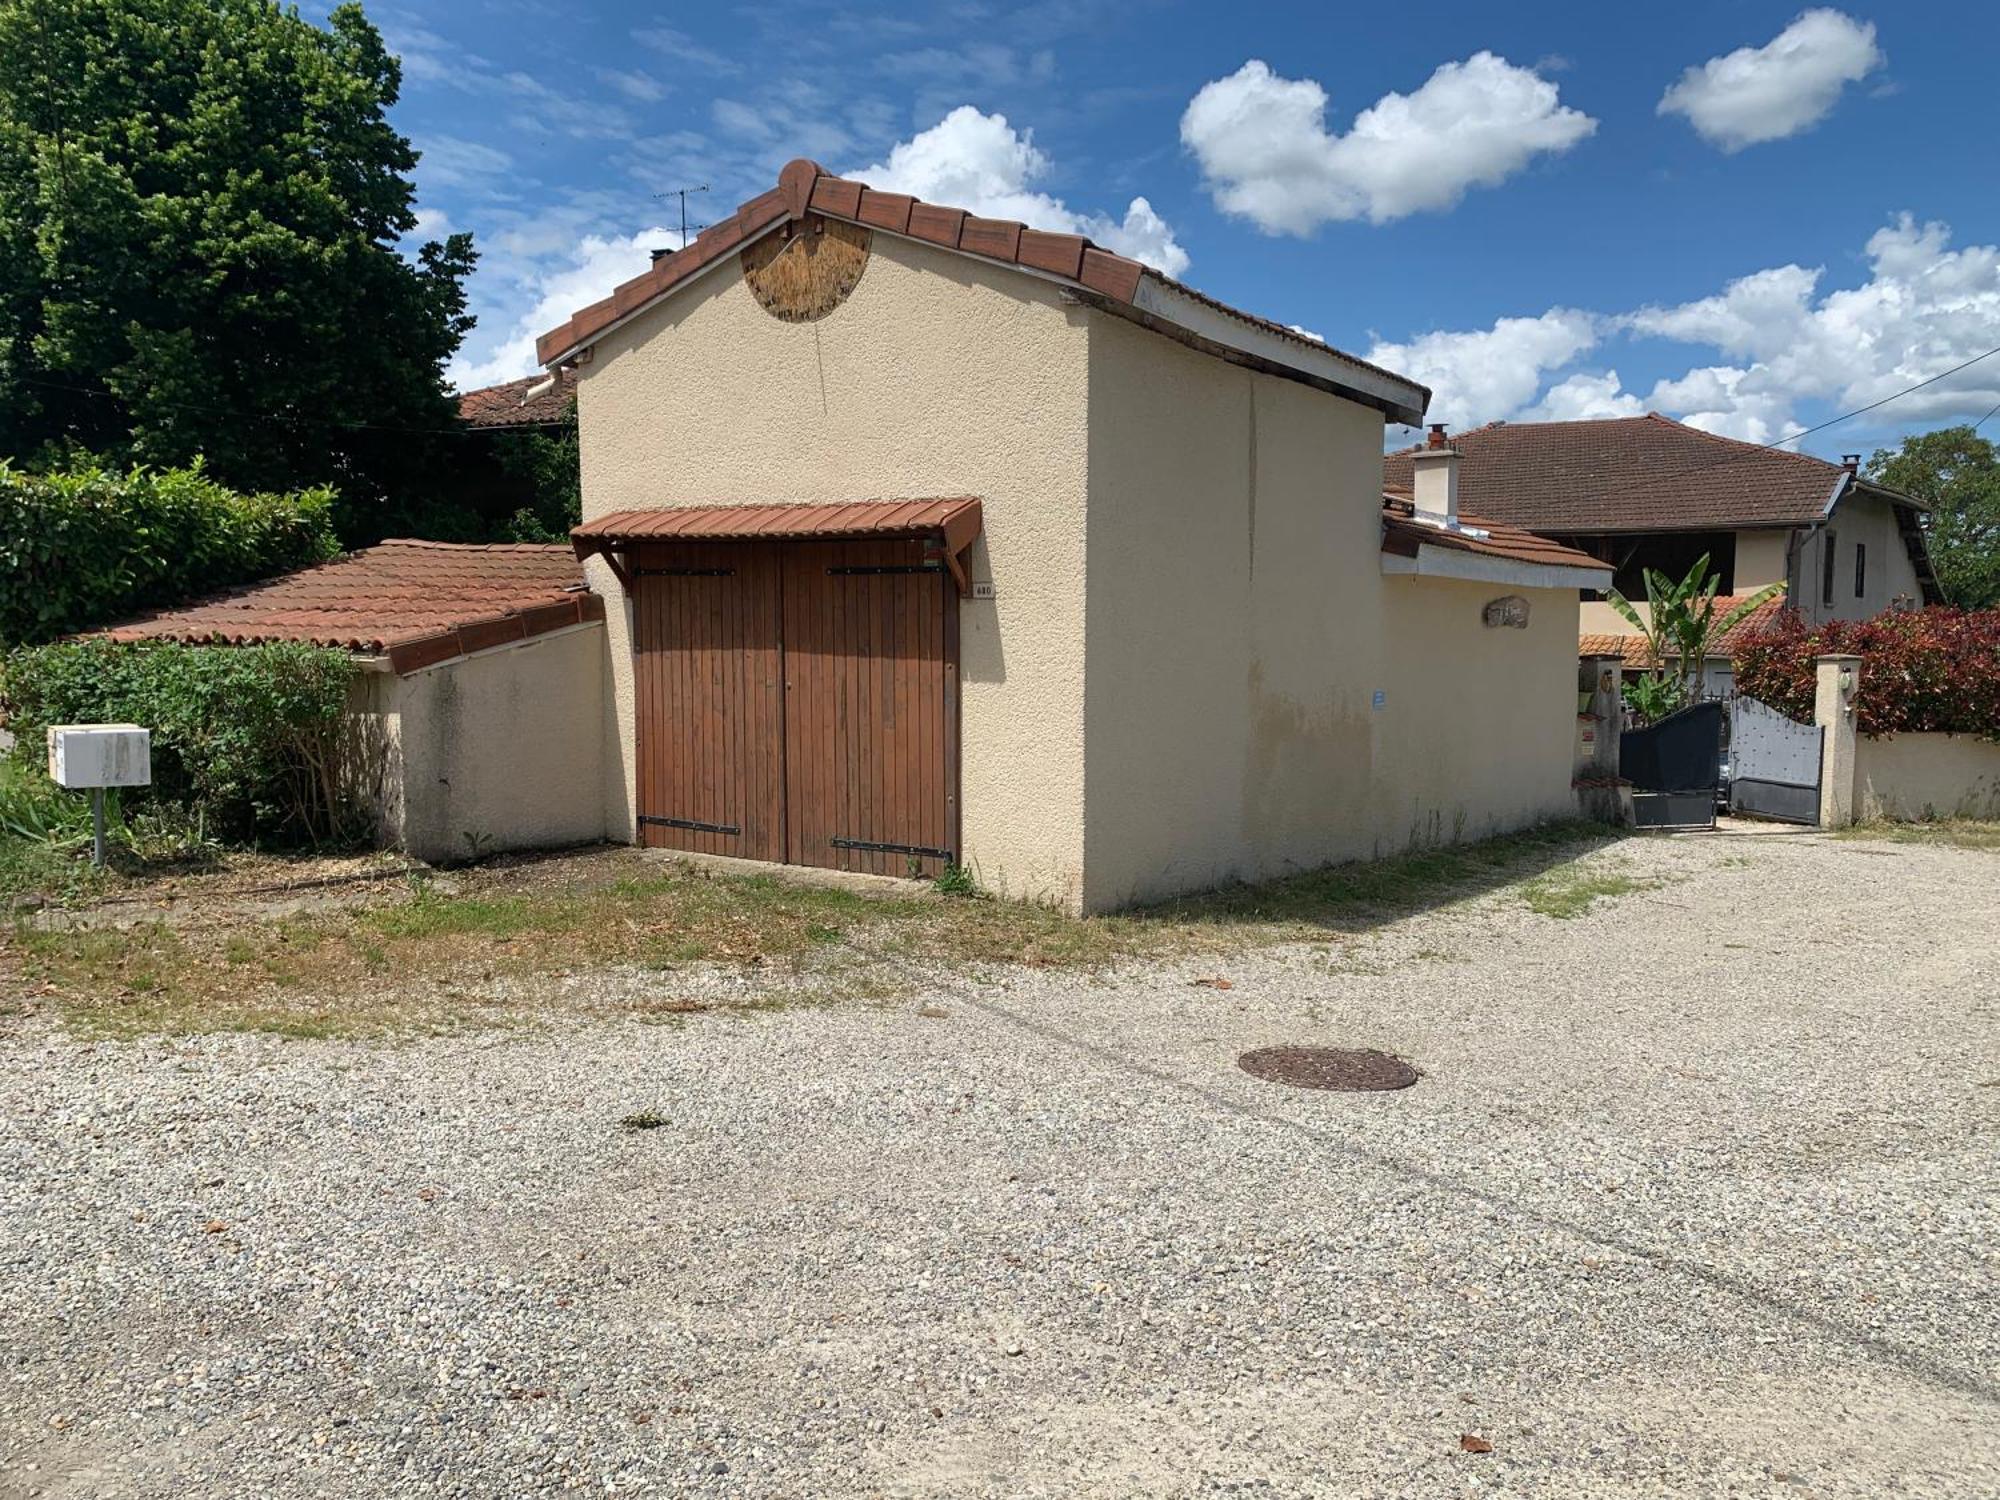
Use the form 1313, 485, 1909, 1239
1728, 696, 1822, 824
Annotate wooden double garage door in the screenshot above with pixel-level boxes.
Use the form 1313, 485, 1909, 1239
632, 537, 958, 876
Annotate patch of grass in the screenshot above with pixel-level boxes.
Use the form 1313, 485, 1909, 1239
934, 862, 978, 897
1833, 819, 2000, 852
1519, 865, 1658, 919
6, 821, 1618, 1040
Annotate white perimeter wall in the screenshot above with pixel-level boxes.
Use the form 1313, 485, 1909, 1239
361, 625, 610, 863
1853, 733, 2000, 821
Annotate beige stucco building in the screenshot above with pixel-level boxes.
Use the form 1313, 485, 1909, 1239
538, 159, 1608, 912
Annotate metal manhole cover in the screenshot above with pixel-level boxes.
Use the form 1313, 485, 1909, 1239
1237, 1046, 1418, 1092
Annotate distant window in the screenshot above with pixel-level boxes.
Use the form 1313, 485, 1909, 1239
1854, 542, 1866, 599
1822, 531, 1837, 606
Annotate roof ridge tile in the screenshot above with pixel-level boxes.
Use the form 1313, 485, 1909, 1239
532, 157, 1407, 411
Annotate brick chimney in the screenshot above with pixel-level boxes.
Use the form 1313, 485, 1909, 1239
1409, 422, 1461, 524
1841, 454, 1861, 474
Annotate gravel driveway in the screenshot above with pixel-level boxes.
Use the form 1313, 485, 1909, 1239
3, 826, 1996, 1498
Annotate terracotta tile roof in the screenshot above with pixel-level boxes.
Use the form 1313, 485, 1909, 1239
573, 498, 985, 589
534, 159, 1425, 422
1577, 594, 1793, 665
574, 497, 979, 548
1381, 414, 1862, 533
96, 541, 603, 674
1380, 498, 1612, 577
458, 369, 576, 429
1578, 632, 1649, 663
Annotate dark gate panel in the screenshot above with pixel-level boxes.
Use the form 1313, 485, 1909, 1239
632, 541, 785, 861
782, 539, 956, 877
1622, 699, 1724, 830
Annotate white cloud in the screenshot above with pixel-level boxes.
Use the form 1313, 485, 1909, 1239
1624, 263, 1823, 358
1366, 310, 1600, 431
631, 25, 741, 75
1287, 324, 1325, 343
449, 226, 681, 390
597, 68, 668, 104
1180, 53, 1595, 234
1659, 9, 1884, 151
1522, 371, 1647, 423
1379, 213, 2000, 445
414, 135, 514, 192
1621, 213, 2000, 434
1645, 366, 1793, 443
847, 105, 1189, 277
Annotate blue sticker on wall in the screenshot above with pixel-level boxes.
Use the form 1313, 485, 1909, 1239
1372, 690, 1387, 710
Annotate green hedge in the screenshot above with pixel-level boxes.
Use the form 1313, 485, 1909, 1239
1, 640, 361, 844
0, 461, 341, 645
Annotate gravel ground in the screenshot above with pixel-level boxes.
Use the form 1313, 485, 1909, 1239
2, 825, 1996, 1498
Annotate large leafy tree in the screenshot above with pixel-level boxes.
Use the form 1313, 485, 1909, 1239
1867, 425, 2000, 608
0, 0, 475, 522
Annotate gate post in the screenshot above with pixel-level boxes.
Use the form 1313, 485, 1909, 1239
1574, 655, 1629, 825
1814, 654, 1862, 828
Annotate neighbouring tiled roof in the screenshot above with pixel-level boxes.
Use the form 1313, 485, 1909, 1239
1380, 497, 1612, 576
534, 159, 1425, 421
458, 369, 576, 429
96, 541, 604, 675
1382, 414, 1863, 533
1578, 632, 1649, 663
1578, 594, 1793, 665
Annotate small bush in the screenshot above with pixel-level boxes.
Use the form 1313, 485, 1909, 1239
0, 460, 340, 645
1733, 608, 2000, 741
0, 640, 361, 844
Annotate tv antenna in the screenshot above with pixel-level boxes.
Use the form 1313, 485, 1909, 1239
654, 184, 709, 249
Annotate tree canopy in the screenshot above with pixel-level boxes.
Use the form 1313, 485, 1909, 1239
0, 0, 475, 521
1868, 425, 2000, 608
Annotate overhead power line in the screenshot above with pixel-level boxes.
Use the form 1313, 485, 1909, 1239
1763, 342, 2000, 449
1395, 341, 2000, 517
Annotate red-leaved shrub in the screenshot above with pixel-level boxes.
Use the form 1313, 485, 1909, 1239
1732, 608, 2000, 740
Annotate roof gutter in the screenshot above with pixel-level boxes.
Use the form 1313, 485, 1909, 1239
1064, 285, 1428, 426
1380, 544, 1610, 591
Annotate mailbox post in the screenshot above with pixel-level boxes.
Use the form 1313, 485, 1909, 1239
47, 724, 152, 868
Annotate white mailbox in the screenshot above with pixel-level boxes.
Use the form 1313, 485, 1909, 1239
47, 724, 152, 789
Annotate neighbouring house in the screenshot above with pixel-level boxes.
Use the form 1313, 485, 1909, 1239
98, 541, 607, 862
457, 367, 577, 433
1383, 414, 1943, 694
446, 368, 582, 538
535, 157, 1609, 911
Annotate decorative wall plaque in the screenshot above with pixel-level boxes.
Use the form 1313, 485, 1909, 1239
741, 216, 871, 322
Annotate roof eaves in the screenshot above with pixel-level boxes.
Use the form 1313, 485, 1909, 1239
536, 158, 1428, 421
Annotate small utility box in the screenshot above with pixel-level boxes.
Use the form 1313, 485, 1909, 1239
48, 724, 152, 788
48, 724, 151, 868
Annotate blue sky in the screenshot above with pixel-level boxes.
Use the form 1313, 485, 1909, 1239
356, 1, 2000, 457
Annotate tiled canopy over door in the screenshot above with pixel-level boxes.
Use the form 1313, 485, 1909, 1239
629, 534, 958, 876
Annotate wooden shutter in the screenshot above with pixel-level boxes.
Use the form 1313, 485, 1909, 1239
781, 538, 956, 876
631, 541, 784, 861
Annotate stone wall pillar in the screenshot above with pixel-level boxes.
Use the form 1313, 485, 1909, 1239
1575, 655, 1629, 824
1815, 654, 1862, 828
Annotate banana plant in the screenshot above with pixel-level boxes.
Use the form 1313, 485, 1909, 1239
1607, 555, 1785, 720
